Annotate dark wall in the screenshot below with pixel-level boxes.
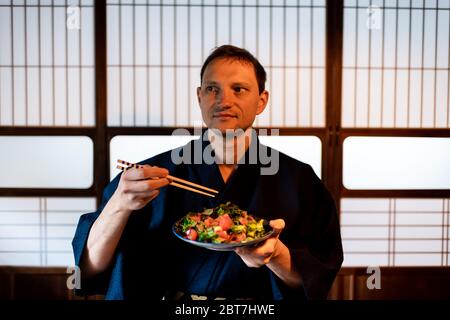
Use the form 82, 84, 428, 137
1, 266, 449, 300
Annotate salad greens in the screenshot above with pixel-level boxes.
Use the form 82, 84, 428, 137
177, 202, 270, 244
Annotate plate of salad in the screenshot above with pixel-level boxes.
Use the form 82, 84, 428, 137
172, 202, 274, 251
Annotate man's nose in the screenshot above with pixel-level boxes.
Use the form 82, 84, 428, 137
216, 88, 233, 107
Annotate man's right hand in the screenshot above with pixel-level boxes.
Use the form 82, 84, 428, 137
82, 165, 170, 277
111, 165, 170, 212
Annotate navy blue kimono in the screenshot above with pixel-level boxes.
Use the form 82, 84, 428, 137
72, 134, 343, 300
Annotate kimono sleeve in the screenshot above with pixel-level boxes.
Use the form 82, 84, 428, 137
71, 175, 121, 296
273, 166, 343, 300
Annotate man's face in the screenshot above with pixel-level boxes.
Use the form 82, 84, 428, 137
197, 58, 268, 133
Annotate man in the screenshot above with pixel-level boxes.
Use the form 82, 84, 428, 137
72, 45, 343, 300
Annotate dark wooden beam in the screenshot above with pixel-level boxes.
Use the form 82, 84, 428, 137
0, 127, 96, 137
341, 189, 450, 198
94, 0, 108, 206
340, 128, 450, 137
106, 126, 327, 138
0, 188, 95, 197
325, 0, 344, 208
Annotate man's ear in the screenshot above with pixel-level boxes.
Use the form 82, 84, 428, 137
256, 90, 269, 115
196, 87, 201, 104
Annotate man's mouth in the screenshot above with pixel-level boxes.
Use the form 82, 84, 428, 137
213, 113, 237, 119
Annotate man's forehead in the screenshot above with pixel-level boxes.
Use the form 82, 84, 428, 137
204, 57, 254, 70
202, 58, 257, 81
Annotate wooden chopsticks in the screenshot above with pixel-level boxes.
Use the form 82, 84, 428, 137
116, 159, 219, 198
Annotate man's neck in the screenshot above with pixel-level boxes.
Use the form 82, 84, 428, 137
217, 163, 237, 184
207, 127, 253, 165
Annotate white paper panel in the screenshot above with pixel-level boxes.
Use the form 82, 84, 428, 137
341, 226, 389, 239
395, 240, 442, 252
0, 197, 96, 266
343, 254, 389, 267
395, 226, 442, 239
46, 253, 75, 266
0, 211, 40, 225
395, 198, 443, 211
343, 240, 389, 252
341, 198, 450, 267
109, 135, 199, 180
0, 239, 40, 251
341, 197, 389, 211
343, 137, 450, 189
0, 136, 93, 188
394, 254, 442, 266
340, 213, 389, 225
0, 225, 40, 238
259, 136, 322, 178
396, 213, 443, 225
0, 253, 41, 266
47, 212, 87, 225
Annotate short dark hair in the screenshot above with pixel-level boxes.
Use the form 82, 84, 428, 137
200, 45, 267, 94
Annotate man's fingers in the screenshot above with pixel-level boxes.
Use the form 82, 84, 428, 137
148, 178, 171, 190
269, 219, 285, 238
147, 190, 160, 202
124, 189, 159, 200
142, 190, 160, 203
123, 165, 169, 181
269, 219, 285, 230
234, 220, 285, 268
122, 177, 170, 193
236, 238, 277, 256
124, 190, 160, 209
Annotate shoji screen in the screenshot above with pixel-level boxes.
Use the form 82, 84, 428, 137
106, 0, 327, 128
341, 0, 450, 267
0, 0, 96, 266
0, 0, 95, 126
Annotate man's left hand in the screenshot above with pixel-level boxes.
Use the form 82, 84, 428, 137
234, 219, 285, 268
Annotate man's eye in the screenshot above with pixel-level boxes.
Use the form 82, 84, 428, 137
205, 86, 218, 93
234, 87, 246, 93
